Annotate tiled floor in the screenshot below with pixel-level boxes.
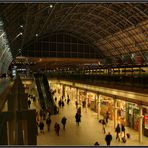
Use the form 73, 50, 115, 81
31, 99, 148, 146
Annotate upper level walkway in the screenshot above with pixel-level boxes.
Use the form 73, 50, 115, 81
30, 98, 148, 146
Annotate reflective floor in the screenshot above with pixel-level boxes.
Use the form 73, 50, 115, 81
30, 98, 148, 146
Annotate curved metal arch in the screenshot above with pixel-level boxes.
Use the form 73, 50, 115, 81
47, 7, 127, 32
51, 17, 120, 56
36, 4, 136, 38
59, 27, 115, 58
57, 28, 109, 58
104, 4, 135, 26
50, 11, 119, 35
46, 23, 99, 44
46, 17, 111, 40
46, 10, 133, 57
133, 5, 148, 18
10, 3, 145, 54
124, 29, 147, 61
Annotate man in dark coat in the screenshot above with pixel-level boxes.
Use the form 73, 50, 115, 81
105, 132, 112, 146
46, 117, 51, 131
61, 116, 67, 130
75, 112, 81, 126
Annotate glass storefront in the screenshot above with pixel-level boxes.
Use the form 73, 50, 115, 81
100, 95, 114, 120
126, 103, 139, 130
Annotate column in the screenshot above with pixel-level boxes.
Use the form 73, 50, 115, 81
76, 88, 78, 103
97, 94, 101, 120
85, 90, 88, 112
62, 85, 65, 99
114, 98, 117, 129
139, 105, 143, 143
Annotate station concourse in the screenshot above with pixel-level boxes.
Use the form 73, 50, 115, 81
0, 2, 148, 146
29, 92, 148, 146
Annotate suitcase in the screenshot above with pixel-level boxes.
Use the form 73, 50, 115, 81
126, 133, 130, 139
122, 137, 126, 143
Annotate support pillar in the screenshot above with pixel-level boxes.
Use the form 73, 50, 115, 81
62, 85, 65, 99
85, 91, 88, 112
97, 94, 101, 120
139, 105, 143, 143
76, 88, 79, 103
114, 98, 117, 129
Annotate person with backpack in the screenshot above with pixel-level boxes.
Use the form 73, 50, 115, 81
46, 116, 51, 131
61, 116, 67, 130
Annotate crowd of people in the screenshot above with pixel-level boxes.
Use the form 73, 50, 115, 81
33, 94, 131, 146
95, 111, 131, 146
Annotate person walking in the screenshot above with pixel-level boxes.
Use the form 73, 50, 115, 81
27, 99, 31, 108
67, 98, 70, 105
115, 124, 121, 141
54, 122, 58, 134
61, 116, 67, 130
75, 101, 78, 109
121, 123, 125, 138
39, 121, 44, 134
46, 116, 51, 131
58, 100, 62, 108
56, 123, 60, 136
77, 107, 81, 114
75, 112, 81, 126
61, 100, 64, 107
102, 119, 106, 134
105, 111, 110, 124
105, 132, 112, 146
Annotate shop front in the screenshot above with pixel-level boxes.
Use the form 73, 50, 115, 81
100, 95, 114, 120
143, 110, 148, 137
65, 86, 71, 100
79, 90, 86, 106
126, 103, 139, 130
117, 100, 126, 125
70, 87, 76, 101
87, 92, 96, 111
99, 95, 126, 123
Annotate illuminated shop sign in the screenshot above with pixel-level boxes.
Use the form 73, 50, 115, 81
144, 115, 148, 129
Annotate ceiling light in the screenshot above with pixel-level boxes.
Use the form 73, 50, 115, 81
20, 32, 23, 35
50, 4, 53, 8
20, 25, 23, 28
36, 34, 38, 37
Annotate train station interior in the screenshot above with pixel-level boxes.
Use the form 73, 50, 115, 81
0, 2, 148, 146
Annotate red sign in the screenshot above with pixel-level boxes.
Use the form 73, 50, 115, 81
144, 115, 148, 129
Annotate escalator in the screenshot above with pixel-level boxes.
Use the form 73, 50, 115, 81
34, 73, 56, 114
34, 74, 46, 110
